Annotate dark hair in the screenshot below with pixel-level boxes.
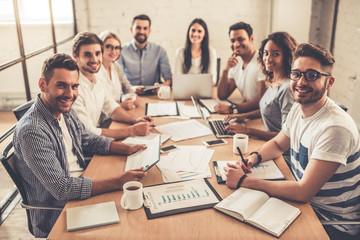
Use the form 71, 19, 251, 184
42, 53, 79, 84
294, 43, 335, 71
72, 32, 103, 57
132, 14, 151, 27
183, 18, 210, 74
228, 21, 253, 38
258, 32, 297, 82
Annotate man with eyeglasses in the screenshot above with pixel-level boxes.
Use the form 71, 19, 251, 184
225, 43, 360, 239
119, 14, 172, 95
71, 32, 154, 140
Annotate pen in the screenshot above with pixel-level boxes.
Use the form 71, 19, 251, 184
237, 147, 247, 167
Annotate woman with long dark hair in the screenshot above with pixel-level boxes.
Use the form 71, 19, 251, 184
174, 18, 217, 84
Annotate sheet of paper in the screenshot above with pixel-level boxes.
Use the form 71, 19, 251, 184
155, 119, 212, 141
199, 99, 231, 113
143, 178, 220, 214
158, 166, 211, 183
125, 135, 160, 171
216, 160, 284, 181
122, 133, 170, 145
147, 102, 177, 116
157, 145, 214, 172
177, 102, 210, 119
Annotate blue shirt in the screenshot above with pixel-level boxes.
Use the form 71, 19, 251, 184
13, 95, 113, 237
119, 40, 172, 86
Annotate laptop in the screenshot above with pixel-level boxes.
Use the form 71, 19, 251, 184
172, 74, 213, 100
191, 96, 234, 138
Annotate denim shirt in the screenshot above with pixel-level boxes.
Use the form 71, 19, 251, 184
119, 40, 172, 86
13, 94, 113, 237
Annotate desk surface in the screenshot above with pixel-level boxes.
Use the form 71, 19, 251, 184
48, 93, 329, 240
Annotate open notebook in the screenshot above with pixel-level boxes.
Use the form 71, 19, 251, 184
66, 201, 119, 232
214, 188, 301, 237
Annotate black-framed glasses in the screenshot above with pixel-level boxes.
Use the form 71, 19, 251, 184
290, 69, 331, 82
105, 44, 122, 51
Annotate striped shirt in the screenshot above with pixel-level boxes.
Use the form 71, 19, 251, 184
283, 98, 360, 236
13, 95, 113, 237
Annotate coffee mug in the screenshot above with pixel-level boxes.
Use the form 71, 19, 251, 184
121, 181, 143, 210
157, 86, 171, 99
233, 134, 249, 155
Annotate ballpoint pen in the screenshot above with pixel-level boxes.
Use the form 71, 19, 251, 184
236, 146, 247, 167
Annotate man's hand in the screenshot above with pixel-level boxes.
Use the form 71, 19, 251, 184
120, 98, 135, 110
224, 114, 246, 123
116, 143, 146, 155
224, 162, 245, 189
135, 86, 146, 95
130, 122, 154, 136
119, 167, 147, 189
135, 115, 153, 123
224, 123, 249, 135
214, 103, 232, 114
225, 53, 239, 71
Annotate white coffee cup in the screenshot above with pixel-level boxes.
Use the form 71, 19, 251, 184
233, 134, 249, 155
157, 86, 171, 99
121, 181, 143, 210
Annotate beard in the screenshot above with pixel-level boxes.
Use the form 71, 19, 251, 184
135, 33, 148, 44
293, 79, 327, 105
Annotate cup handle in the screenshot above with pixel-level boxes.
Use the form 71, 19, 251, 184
121, 193, 128, 209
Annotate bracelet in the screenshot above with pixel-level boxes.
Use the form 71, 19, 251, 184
236, 175, 247, 189
250, 151, 262, 165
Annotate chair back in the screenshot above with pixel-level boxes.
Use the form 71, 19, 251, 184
13, 99, 35, 121
216, 58, 221, 86
1, 142, 33, 235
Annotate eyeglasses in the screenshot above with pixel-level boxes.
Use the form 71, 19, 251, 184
290, 69, 331, 82
105, 44, 121, 51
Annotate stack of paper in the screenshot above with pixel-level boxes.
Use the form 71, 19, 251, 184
177, 102, 210, 119
155, 119, 212, 141
157, 145, 214, 182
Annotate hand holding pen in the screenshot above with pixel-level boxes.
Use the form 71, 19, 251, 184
237, 147, 252, 173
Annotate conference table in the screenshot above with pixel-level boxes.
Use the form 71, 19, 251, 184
48, 91, 329, 240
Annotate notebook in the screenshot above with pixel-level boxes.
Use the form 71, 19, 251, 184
66, 201, 120, 232
172, 74, 213, 100
214, 188, 301, 237
191, 96, 233, 138
213, 160, 285, 183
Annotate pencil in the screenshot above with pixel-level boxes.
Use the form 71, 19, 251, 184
236, 146, 247, 167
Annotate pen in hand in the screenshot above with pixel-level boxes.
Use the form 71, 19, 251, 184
237, 146, 247, 167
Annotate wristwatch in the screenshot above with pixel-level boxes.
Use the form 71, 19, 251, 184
230, 103, 238, 114
250, 151, 262, 165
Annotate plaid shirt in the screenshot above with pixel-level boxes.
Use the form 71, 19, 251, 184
13, 95, 113, 237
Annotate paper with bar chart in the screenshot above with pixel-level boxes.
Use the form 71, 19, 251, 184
143, 178, 221, 219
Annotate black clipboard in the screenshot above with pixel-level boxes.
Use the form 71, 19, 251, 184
213, 161, 225, 184
145, 102, 179, 117
143, 178, 222, 219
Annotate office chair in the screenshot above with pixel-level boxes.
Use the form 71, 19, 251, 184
1, 142, 62, 235
12, 99, 35, 121
334, 100, 348, 112
215, 58, 221, 86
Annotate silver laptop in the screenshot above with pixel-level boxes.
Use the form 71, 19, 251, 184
191, 96, 233, 138
172, 74, 213, 100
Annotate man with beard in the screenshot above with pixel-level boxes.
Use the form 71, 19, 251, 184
71, 32, 154, 139
12, 53, 147, 237
215, 21, 265, 114
119, 14, 172, 95
225, 43, 360, 240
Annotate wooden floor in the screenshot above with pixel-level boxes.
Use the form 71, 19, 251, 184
0, 111, 41, 239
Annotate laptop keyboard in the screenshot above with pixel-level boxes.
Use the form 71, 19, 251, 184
211, 120, 233, 136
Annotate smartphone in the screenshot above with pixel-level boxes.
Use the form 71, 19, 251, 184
203, 139, 228, 147
160, 145, 178, 153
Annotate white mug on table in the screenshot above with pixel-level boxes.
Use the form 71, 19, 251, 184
121, 181, 143, 210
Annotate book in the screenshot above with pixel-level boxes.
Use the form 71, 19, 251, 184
213, 160, 285, 184
214, 188, 301, 237
66, 201, 120, 232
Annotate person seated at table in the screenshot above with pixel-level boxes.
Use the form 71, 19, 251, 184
224, 32, 296, 166
71, 32, 153, 140
12, 53, 147, 238
98, 30, 139, 110
225, 43, 360, 240
215, 21, 266, 114
174, 18, 217, 84
119, 14, 172, 95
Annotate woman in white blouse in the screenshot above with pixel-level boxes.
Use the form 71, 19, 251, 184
98, 30, 138, 110
174, 18, 217, 84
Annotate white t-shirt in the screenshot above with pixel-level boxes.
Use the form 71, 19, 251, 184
58, 114, 83, 178
228, 51, 265, 101
174, 46, 217, 84
72, 72, 119, 135
283, 98, 360, 235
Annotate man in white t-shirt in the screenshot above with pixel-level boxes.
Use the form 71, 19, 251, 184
225, 43, 360, 239
215, 22, 265, 114
71, 32, 154, 140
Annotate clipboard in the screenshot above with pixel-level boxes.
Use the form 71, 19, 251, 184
213, 161, 225, 183
142, 178, 222, 219
145, 102, 179, 117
